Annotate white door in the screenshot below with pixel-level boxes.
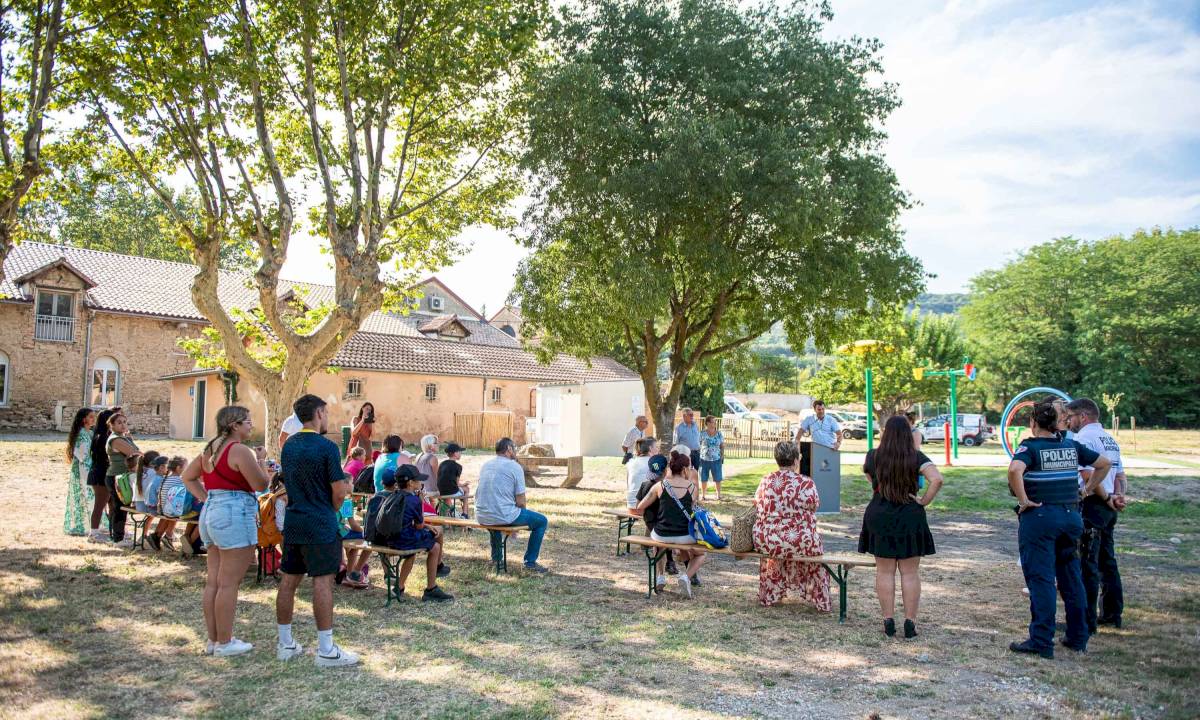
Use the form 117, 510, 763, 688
539, 387, 562, 453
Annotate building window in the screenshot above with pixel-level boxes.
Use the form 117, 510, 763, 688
0, 350, 9, 406
91, 356, 119, 406
490, 386, 503, 404
346, 378, 363, 399
500, 324, 516, 337
34, 290, 76, 342
424, 383, 438, 401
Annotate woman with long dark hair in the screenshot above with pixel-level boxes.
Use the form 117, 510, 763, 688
631, 449, 707, 598
104, 412, 142, 546
86, 406, 119, 543
181, 405, 271, 657
349, 402, 375, 454
859, 415, 944, 638
64, 407, 96, 537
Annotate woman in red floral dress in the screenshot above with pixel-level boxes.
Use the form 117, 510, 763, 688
752, 441, 832, 611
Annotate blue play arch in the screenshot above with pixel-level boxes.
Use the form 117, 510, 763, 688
1001, 386, 1073, 458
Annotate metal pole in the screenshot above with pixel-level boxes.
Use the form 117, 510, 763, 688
944, 421, 951, 466
865, 366, 875, 451
950, 373, 959, 459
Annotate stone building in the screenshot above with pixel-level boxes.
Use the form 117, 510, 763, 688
1, 243, 643, 451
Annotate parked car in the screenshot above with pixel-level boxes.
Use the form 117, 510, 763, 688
723, 395, 751, 419
920, 414, 993, 446
729, 411, 793, 441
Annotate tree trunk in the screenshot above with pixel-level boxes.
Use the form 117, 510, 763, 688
653, 402, 677, 446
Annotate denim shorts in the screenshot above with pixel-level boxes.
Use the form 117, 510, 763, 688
198, 490, 258, 549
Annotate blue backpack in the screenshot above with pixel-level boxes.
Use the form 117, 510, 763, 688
662, 481, 729, 550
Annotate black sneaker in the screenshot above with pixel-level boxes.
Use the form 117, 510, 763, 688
1059, 639, 1087, 654
423, 586, 454, 602
147, 534, 162, 551
523, 562, 549, 573
904, 619, 917, 639
690, 573, 701, 587
1009, 640, 1053, 659
436, 563, 451, 578
884, 618, 896, 637
1097, 616, 1122, 629
665, 556, 679, 575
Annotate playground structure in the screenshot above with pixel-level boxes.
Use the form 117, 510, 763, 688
1000, 386, 1073, 458
913, 359, 978, 459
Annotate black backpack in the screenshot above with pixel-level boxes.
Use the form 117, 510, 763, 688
372, 491, 407, 541
353, 465, 376, 494
636, 479, 660, 531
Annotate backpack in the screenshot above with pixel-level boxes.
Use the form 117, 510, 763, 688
635, 479, 660, 530
372, 491, 408, 541
114, 472, 134, 506
353, 465, 376, 494
160, 483, 190, 517
662, 481, 728, 550
257, 491, 285, 547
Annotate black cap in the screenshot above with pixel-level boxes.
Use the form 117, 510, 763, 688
444, 442, 465, 455
396, 464, 428, 484
648, 454, 668, 475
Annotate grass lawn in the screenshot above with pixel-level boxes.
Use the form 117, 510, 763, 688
0, 434, 1197, 719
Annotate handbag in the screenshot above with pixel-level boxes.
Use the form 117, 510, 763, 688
662, 481, 728, 550
730, 506, 756, 553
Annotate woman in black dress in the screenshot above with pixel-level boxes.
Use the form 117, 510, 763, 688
860, 415, 944, 638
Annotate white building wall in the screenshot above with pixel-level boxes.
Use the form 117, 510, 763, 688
580, 380, 646, 457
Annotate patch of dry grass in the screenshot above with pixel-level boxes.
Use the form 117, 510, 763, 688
0, 434, 1196, 719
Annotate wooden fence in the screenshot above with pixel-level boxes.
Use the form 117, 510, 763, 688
454, 411, 515, 449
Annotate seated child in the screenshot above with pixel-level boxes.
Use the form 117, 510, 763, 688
436, 442, 471, 518
337, 490, 370, 588
386, 466, 453, 602
343, 447, 368, 486
159, 456, 205, 556
133, 451, 161, 513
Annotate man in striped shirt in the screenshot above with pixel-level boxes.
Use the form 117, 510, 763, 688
1007, 400, 1112, 659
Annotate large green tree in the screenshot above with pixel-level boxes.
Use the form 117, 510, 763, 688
512, 0, 922, 441
805, 306, 969, 427
71, 0, 541, 451
962, 228, 1200, 425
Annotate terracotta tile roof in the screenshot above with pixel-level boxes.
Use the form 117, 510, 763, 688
332, 331, 639, 383
3, 242, 638, 383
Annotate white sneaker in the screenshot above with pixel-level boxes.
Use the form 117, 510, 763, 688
113, 537, 135, 549
315, 644, 360, 668
677, 574, 693, 599
277, 642, 304, 661
203, 641, 215, 656
213, 638, 253, 657
87, 531, 107, 544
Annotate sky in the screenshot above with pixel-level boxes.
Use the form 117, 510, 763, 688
281, 0, 1200, 309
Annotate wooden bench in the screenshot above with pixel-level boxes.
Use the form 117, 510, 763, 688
343, 539, 424, 606
119, 506, 186, 552
601, 508, 640, 557
518, 455, 584, 488
423, 516, 524, 573
620, 535, 875, 623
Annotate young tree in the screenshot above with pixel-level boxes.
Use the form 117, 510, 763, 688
512, 0, 922, 442
805, 307, 968, 428
0, 0, 65, 285
73, 0, 541, 451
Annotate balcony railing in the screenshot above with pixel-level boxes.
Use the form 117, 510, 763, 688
35, 314, 76, 342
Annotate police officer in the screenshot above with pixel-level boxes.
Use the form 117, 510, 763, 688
1066, 398, 1127, 631
1008, 400, 1112, 658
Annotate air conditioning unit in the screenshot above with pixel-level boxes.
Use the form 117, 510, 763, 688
429, 296, 444, 311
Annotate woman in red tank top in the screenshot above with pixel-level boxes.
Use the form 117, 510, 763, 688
182, 405, 271, 657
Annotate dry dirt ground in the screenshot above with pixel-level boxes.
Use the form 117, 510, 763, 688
0, 433, 1196, 720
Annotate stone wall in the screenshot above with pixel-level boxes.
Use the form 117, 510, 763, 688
0, 268, 201, 434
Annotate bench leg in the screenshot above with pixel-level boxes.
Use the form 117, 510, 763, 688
379, 554, 403, 607
131, 515, 147, 550
256, 546, 264, 584
821, 563, 852, 624
617, 517, 636, 557
488, 531, 509, 574
642, 546, 669, 598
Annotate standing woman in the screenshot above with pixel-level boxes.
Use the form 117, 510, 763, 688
753, 441, 831, 612
64, 408, 96, 537
698, 416, 725, 502
105, 412, 142, 546
859, 415, 943, 638
87, 406, 119, 543
349, 402, 375, 455
182, 406, 271, 657
415, 435, 441, 496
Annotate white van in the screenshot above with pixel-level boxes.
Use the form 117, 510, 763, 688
920, 414, 993, 446
723, 395, 750, 419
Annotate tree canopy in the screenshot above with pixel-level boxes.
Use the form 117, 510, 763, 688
512, 0, 922, 439
805, 306, 968, 426
961, 228, 1200, 425
68, 0, 541, 449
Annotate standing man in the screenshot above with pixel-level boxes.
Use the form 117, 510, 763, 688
798, 400, 842, 451
1007, 400, 1111, 659
277, 412, 303, 448
621, 415, 649, 464
475, 437, 550, 573
1066, 398, 1127, 631
275, 394, 360, 667
673, 408, 702, 470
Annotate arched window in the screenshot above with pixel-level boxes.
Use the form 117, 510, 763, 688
500, 324, 516, 337
0, 350, 10, 406
92, 356, 119, 407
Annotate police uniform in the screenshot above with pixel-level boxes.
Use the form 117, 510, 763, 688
1074, 422, 1125, 629
1012, 436, 1102, 652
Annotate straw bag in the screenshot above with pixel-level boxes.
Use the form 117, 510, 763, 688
730, 506, 756, 553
